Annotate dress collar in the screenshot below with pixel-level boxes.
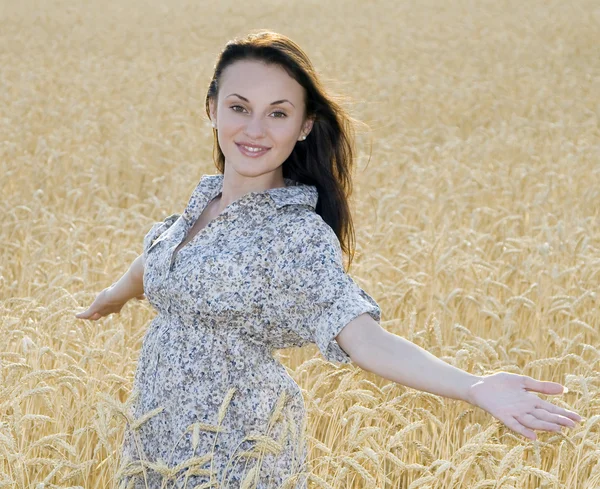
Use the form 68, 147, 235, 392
195, 174, 319, 210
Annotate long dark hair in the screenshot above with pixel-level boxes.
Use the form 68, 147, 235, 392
205, 30, 367, 272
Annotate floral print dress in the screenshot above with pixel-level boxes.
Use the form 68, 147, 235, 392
116, 174, 381, 489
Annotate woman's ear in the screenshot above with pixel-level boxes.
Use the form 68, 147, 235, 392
302, 116, 315, 138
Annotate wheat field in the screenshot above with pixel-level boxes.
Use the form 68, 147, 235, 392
1, 0, 599, 487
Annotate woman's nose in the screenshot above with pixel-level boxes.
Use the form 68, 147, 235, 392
244, 116, 266, 138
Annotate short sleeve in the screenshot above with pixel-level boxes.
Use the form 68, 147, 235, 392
142, 213, 180, 261
269, 217, 381, 365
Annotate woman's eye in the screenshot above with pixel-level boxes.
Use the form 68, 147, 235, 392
229, 105, 287, 118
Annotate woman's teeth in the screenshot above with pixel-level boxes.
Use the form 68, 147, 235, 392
237, 143, 270, 157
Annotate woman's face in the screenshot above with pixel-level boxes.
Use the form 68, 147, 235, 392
208, 60, 313, 179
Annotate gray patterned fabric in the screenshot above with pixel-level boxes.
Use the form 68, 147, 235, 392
117, 174, 381, 489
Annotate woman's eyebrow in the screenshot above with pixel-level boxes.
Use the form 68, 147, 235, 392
226, 93, 295, 108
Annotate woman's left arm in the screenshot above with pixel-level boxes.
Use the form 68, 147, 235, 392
338, 313, 583, 440
338, 313, 480, 401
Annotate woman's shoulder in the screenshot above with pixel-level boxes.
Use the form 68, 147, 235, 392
274, 208, 340, 255
277, 206, 332, 235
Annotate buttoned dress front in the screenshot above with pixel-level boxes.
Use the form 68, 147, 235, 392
116, 174, 382, 489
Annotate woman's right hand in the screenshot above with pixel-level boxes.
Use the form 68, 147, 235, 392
75, 286, 133, 321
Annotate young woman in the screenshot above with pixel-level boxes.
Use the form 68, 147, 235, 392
76, 30, 582, 489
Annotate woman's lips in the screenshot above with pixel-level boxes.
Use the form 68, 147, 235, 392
236, 143, 271, 157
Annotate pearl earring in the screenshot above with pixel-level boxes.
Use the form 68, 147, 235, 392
212, 122, 216, 128
299, 135, 306, 141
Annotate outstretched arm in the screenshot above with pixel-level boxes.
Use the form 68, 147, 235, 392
108, 253, 146, 303
75, 254, 146, 320
338, 313, 479, 401
337, 313, 583, 440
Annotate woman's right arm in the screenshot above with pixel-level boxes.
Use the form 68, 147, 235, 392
75, 254, 146, 320
108, 253, 146, 303
76, 211, 181, 320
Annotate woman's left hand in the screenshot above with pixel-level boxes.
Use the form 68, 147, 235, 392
466, 372, 583, 440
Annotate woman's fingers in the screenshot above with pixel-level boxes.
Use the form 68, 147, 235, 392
522, 376, 564, 395
75, 309, 99, 320
529, 408, 577, 428
504, 415, 537, 440
515, 413, 563, 432
503, 406, 579, 441
537, 399, 583, 422
523, 376, 583, 423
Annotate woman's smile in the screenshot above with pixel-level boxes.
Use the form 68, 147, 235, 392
236, 142, 271, 157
